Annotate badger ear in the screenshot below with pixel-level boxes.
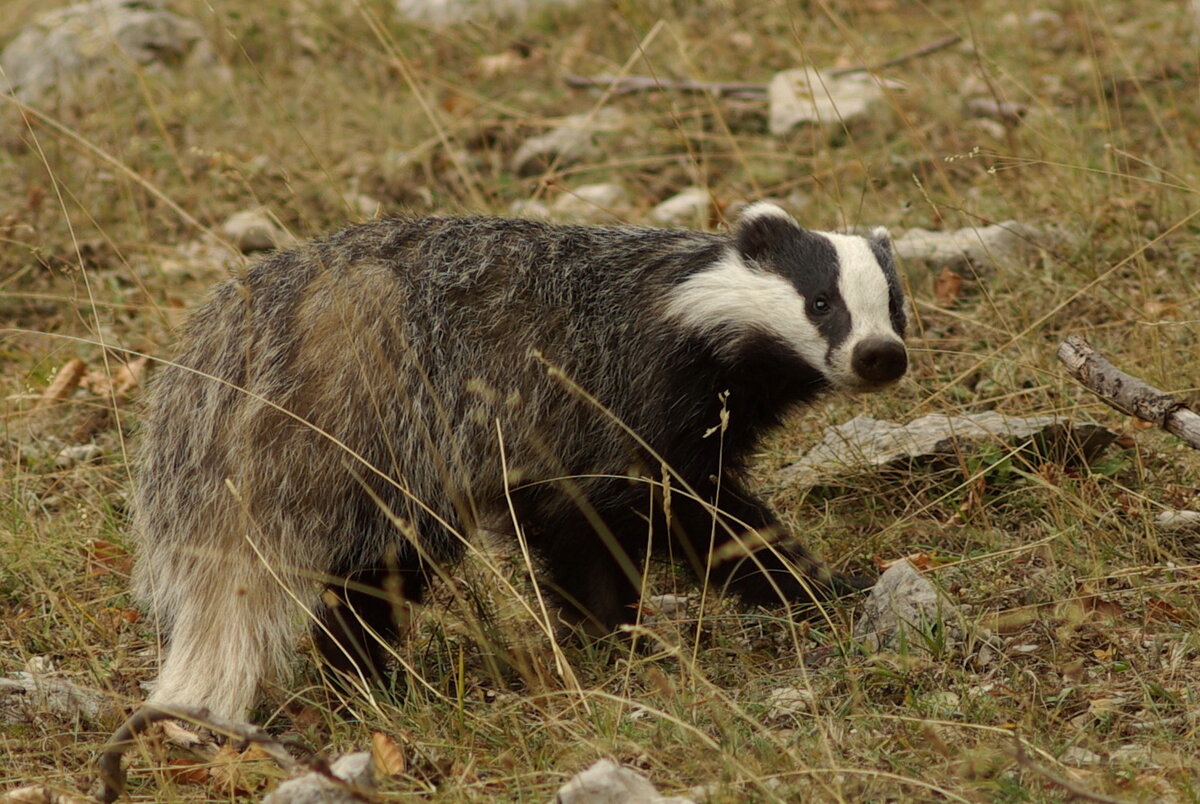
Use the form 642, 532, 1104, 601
733, 202, 802, 261
867, 225, 895, 264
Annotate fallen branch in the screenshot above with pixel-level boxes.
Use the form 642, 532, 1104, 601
96, 704, 353, 803
1057, 334, 1200, 450
827, 34, 963, 77
564, 34, 962, 98
562, 74, 767, 98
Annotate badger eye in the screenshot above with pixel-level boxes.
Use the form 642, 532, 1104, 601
810, 296, 831, 315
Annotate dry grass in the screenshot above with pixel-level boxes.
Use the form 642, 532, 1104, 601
2, 0, 1199, 801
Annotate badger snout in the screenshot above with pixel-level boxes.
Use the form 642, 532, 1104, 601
851, 337, 908, 387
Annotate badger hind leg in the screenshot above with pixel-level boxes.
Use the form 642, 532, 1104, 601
313, 561, 426, 692
142, 560, 313, 724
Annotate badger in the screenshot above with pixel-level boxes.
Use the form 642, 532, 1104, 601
122, 202, 906, 729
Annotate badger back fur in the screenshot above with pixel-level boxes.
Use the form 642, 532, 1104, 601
131, 202, 907, 722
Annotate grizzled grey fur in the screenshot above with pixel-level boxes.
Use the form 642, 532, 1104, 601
129, 204, 907, 723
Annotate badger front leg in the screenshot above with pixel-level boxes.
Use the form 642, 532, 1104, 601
671, 474, 872, 608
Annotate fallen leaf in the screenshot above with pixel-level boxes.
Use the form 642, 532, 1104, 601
39, 359, 86, 406
933, 266, 963, 306
209, 743, 276, 796
85, 539, 133, 576
1146, 598, 1191, 624
165, 758, 211, 786
878, 552, 933, 571
372, 731, 406, 777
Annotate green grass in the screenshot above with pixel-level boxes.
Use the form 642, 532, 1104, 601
3, 0, 1200, 800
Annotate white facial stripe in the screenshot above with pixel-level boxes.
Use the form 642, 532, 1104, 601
663, 250, 827, 367
819, 231, 904, 386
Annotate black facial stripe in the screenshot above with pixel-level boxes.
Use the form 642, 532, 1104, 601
736, 216, 852, 351
868, 234, 906, 337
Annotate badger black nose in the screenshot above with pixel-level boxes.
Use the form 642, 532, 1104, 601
851, 337, 908, 385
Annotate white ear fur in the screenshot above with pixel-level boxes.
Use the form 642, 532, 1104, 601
737, 202, 798, 227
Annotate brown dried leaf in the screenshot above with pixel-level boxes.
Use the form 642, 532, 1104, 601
372, 731, 407, 777
79, 356, 149, 399
38, 359, 86, 406
208, 743, 276, 796
164, 758, 212, 786
84, 538, 133, 576
877, 552, 933, 571
933, 267, 963, 307
1146, 597, 1191, 624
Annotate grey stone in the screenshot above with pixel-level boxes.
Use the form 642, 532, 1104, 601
0, 0, 211, 102
1156, 510, 1200, 534
0, 659, 109, 723
768, 67, 901, 136
396, 0, 588, 26
55, 443, 103, 468
512, 108, 627, 177
781, 412, 1116, 485
262, 751, 375, 804
649, 187, 711, 228
854, 560, 955, 653
550, 183, 628, 223
553, 759, 695, 804
893, 221, 1057, 274
220, 209, 296, 253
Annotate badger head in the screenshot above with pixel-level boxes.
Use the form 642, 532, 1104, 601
665, 202, 908, 393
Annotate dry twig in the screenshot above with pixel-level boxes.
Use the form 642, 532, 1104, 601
563, 34, 962, 98
96, 704, 359, 803
1057, 334, 1200, 450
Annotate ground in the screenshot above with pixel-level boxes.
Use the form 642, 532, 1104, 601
2, 0, 1199, 801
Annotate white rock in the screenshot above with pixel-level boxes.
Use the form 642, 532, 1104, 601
550, 183, 628, 223
782, 412, 1115, 485
512, 108, 627, 177
0, 664, 109, 723
1155, 510, 1200, 533
854, 560, 951, 653
55, 444, 103, 468
922, 690, 961, 715
766, 686, 816, 719
768, 67, 901, 136
396, 0, 588, 26
147, 237, 239, 282
509, 199, 551, 219
649, 188, 711, 227
646, 594, 691, 617
342, 193, 382, 219
893, 221, 1054, 273
220, 209, 296, 253
262, 751, 376, 804
329, 752, 375, 787
553, 759, 695, 804
1061, 746, 1104, 765
0, 0, 211, 102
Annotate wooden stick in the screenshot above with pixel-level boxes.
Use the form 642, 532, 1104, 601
97, 703, 362, 803
1057, 334, 1200, 450
562, 73, 768, 98
827, 34, 963, 77
563, 34, 963, 98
